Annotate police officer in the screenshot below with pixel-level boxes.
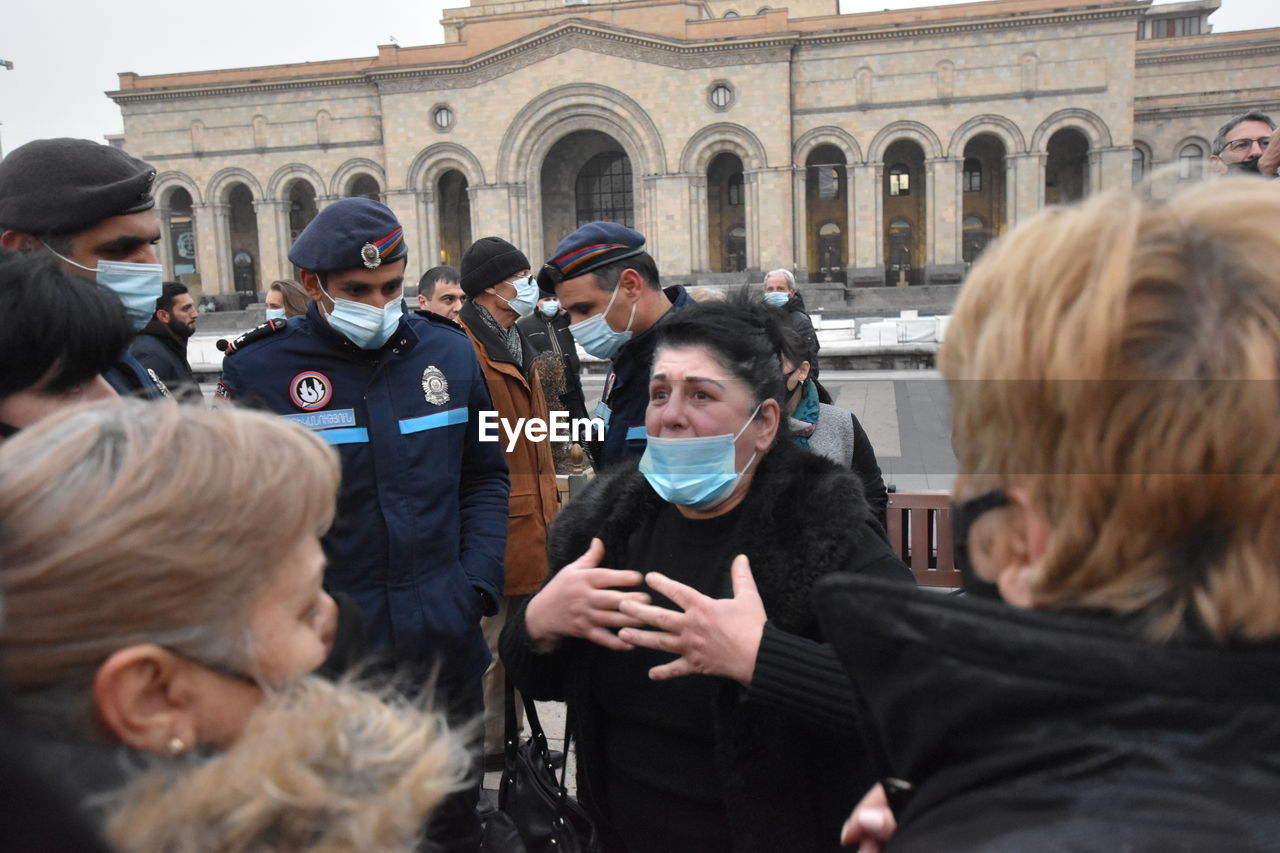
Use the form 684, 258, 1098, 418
536, 222, 693, 469
217, 198, 509, 851
0, 138, 166, 400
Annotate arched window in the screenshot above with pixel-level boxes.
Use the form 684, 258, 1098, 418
723, 10, 739, 17
727, 172, 744, 206
1178, 143, 1205, 181
963, 158, 982, 193
347, 174, 380, 200
888, 164, 910, 197
575, 152, 634, 227
1132, 147, 1147, 182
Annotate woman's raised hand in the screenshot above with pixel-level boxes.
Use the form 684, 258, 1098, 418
523, 538, 651, 652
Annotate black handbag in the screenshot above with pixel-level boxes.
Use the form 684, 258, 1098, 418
497, 676, 598, 853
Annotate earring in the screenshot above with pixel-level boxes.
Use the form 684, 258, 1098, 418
167, 736, 189, 756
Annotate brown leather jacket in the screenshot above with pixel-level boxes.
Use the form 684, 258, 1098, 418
457, 302, 559, 595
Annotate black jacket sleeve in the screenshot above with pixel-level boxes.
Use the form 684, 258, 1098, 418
850, 413, 889, 532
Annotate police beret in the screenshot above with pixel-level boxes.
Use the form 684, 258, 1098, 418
537, 221, 646, 292
0, 138, 156, 235
288, 197, 407, 274
459, 236, 530, 298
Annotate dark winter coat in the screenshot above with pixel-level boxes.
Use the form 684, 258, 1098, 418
816, 575, 1280, 853
219, 302, 509, 688
129, 318, 199, 401
783, 292, 820, 374
501, 439, 914, 853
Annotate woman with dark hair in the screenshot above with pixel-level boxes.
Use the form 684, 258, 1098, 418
777, 326, 889, 531
0, 249, 132, 436
501, 300, 911, 853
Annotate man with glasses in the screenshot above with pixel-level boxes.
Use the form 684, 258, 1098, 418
1209, 110, 1276, 177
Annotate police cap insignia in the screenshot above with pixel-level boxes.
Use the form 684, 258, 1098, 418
422, 366, 450, 405
361, 243, 382, 269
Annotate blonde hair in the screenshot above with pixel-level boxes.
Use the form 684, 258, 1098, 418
107, 677, 467, 853
0, 400, 340, 725
941, 178, 1280, 641
269, 278, 311, 317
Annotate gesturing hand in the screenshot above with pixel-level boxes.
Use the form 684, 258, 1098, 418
523, 538, 651, 652
1261, 131, 1280, 178
840, 784, 896, 851
616, 553, 766, 685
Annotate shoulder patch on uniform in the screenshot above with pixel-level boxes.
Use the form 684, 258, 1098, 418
217, 318, 288, 356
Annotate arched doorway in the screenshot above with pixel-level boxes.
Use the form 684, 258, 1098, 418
164, 187, 197, 281
1045, 128, 1090, 205
437, 170, 471, 267
287, 180, 318, 244
347, 174, 381, 200
805, 145, 847, 283
540, 130, 633, 255
961, 134, 1006, 265
226, 183, 260, 296
708, 152, 746, 273
882, 139, 925, 285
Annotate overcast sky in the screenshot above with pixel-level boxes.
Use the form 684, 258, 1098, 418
1, 0, 1273, 156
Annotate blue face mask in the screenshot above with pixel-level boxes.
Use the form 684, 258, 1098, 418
639, 402, 763, 510
49, 248, 163, 331
540, 299, 560, 318
321, 287, 403, 350
763, 291, 790, 308
497, 275, 539, 319
569, 284, 635, 360
264, 307, 288, 321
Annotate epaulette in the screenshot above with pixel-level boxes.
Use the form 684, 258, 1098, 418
216, 318, 288, 356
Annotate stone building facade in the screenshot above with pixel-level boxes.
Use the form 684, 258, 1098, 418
108, 0, 1280, 309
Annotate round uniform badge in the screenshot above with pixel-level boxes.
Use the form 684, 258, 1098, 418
290, 371, 333, 410
422, 366, 449, 405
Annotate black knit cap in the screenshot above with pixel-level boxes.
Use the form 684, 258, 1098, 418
459, 236, 530, 298
0, 138, 156, 235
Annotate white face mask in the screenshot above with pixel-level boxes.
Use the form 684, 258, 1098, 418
47, 247, 163, 331
320, 286, 403, 350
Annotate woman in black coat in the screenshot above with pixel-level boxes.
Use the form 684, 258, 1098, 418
501, 301, 911, 853
828, 179, 1280, 851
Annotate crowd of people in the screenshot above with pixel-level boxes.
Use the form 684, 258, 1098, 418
0, 107, 1276, 852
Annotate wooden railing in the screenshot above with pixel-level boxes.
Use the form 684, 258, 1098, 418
886, 491, 960, 588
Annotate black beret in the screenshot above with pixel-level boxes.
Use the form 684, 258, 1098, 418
459, 236, 530, 298
0, 138, 156, 235
288, 197, 407, 273
537, 221, 646, 293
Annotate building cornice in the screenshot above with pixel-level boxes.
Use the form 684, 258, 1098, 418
1137, 42, 1280, 66
108, 4, 1147, 104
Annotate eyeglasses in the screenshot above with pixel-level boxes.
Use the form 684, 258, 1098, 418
1222, 136, 1272, 155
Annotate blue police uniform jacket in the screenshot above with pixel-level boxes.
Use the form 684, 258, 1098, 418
218, 301, 510, 686
596, 284, 694, 469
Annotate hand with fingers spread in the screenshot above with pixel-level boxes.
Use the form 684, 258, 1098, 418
840, 784, 896, 851
523, 537, 651, 652
617, 553, 766, 685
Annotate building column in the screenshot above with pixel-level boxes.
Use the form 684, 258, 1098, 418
849, 162, 882, 286
1004, 156, 1019, 231
647, 174, 691, 274
471, 183, 516, 243
744, 169, 760, 276
254, 199, 290, 285
1096, 146, 1132, 193
688, 175, 708, 272
192, 202, 228, 295
792, 166, 807, 274
157, 205, 176, 280
507, 183, 530, 260
925, 157, 963, 283
417, 187, 439, 271
1008, 152, 1045, 222
381, 189, 421, 278
843, 164, 857, 279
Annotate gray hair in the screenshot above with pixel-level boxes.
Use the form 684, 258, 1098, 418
764, 269, 796, 291
1212, 110, 1276, 155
